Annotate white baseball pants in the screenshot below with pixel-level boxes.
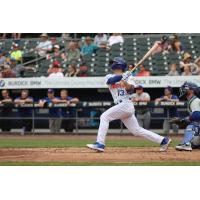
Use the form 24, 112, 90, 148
97, 102, 164, 145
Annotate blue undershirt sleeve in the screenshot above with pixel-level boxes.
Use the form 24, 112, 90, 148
106, 75, 123, 84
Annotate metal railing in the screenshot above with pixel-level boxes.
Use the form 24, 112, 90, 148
0, 101, 188, 134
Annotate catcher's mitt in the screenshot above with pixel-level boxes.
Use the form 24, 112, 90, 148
169, 117, 188, 129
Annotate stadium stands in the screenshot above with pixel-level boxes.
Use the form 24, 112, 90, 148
0, 33, 200, 77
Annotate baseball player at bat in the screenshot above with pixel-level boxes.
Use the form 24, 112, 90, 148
87, 57, 171, 152
170, 82, 200, 151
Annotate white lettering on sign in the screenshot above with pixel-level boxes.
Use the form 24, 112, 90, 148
0, 76, 200, 89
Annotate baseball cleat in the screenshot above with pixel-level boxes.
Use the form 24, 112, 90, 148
175, 143, 192, 151
86, 142, 105, 152
160, 137, 171, 152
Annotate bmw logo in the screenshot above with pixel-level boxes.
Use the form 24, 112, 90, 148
0, 80, 5, 87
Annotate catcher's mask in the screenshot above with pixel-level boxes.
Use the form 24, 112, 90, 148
179, 81, 200, 99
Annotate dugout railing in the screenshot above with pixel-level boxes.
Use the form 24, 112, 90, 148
0, 101, 188, 134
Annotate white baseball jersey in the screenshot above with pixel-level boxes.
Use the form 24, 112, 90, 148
105, 74, 137, 104
188, 96, 200, 113
96, 73, 164, 145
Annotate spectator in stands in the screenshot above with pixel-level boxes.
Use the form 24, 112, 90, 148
132, 85, 151, 129
78, 65, 88, 77
181, 65, 192, 76
94, 33, 108, 48
136, 64, 150, 76
39, 89, 61, 133
13, 33, 21, 40
47, 45, 66, 61
0, 49, 6, 65
0, 65, 16, 78
48, 60, 64, 78
0, 90, 13, 132
180, 53, 198, 74
66, 42, 81, 62
195, 57, 200, 75
0, 33, 7, 39
9, 57, 35, 77
14, 90, 33, 135
65, 62, 79, 77
10, 43, 23, 63
81, 36, 98, 55
62, 33, 70, 40
170, 34, 184, 53
36, 33, 52, 57
108, 33, 124, 47
155, 86, 179, 135
50, 37, 57, 46
56, 89, 79, 133
167, 63, 179, 76
0, 33, 21, 40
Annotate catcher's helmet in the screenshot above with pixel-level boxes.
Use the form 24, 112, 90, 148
111, 57, 127, 72
179, 81, 200, 98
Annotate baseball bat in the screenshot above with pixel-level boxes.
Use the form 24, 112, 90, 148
131, 42, 159, 72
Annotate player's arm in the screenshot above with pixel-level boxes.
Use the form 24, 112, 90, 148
168, 95, 179, 102
1, 98, 12, 103
120, 80, 134, 93
24, 97, 33, 103
155, 97, 163, 102
38, 99, 46, 107
69, 98, 79, 104
106, 75, 122, 85
142, 94, 150, 102
14, 98, 25, 104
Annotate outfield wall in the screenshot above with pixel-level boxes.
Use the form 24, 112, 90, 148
0, 76, 199, 89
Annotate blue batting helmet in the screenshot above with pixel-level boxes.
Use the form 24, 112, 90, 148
111, 57, 127, 72
179, 81, 200, 98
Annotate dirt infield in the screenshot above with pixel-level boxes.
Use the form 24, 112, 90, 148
0, 147, 199, 164
0, 134, 199, 165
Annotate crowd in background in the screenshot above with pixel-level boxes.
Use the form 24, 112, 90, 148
1, 33, 200, 78
0, 33, 126, 78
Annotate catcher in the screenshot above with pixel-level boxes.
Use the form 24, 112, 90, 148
170, 82, 200, 151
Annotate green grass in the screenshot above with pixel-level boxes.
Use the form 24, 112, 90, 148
0, 138, 180, 148
0, 137, 189, 166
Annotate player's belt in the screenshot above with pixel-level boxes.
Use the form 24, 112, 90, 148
116, 98, 132, 104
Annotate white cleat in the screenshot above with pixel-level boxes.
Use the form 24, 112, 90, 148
86, 142, 105, 152
175, 143, 192, 151
160, 138, 172, 152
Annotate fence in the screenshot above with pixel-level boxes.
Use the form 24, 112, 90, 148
0, 101, 188, 134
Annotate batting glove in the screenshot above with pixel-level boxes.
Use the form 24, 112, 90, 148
122, 71, 132, 81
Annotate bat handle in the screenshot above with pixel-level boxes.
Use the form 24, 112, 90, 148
131, 63, 139, 72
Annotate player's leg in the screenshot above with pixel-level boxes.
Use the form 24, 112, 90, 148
122, 114, 163, 144
87, 103, 133, 151
172, 123, 179, 134
191, 136, 200, 149
175, 123, 199, 151
96, 103, 133, 144
143, 111, 151, 129
137, 115, 144, 128
122, 114, 171, 151
163, 119, 170, 135
49, 119, 55, 133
